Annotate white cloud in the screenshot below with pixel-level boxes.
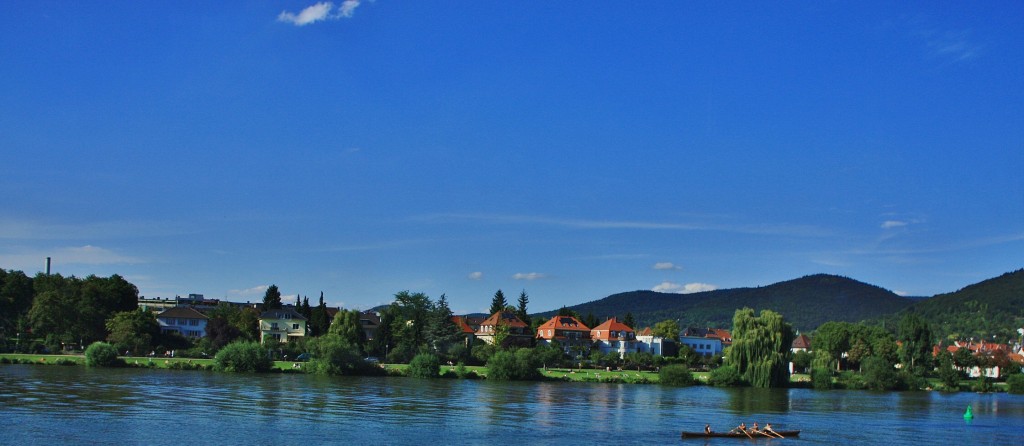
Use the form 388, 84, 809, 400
653, 262, 682, 270
227, 285, 269, 298
278, 1, 362, 26
881, 220, 909, 229
652, 281, 717, 294
0, 245, 142, 272
468, 271, 483, 280
513, 272, 546, 281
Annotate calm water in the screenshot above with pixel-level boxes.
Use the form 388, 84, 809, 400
2, 365, 1023, 445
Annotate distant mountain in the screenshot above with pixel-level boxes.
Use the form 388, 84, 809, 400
533, 274, 916, 331
896, 269, 1024, 341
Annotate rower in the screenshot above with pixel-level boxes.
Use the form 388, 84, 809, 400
704, 424, 712, 434
751, 422, 760, 433
730, 422, 746, 434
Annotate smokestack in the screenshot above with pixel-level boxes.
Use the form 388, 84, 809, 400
46, 257, 51, 275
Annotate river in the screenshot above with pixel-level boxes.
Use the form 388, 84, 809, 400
1, 365, 1023, 445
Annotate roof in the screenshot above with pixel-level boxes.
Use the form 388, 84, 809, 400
479, 311, 528, 328
451, 316, 476, 334
259, 308, 308, 321
792, 334, 811, 349
682, 327, 732, 343
156, 307, 209, 320
637, 327, 653, 336
590, 318, 635, 340
537, 315, 590, 331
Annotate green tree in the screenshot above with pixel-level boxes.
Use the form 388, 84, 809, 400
329, 308, 366, 353
897, 313, 933, 375
652, 319, 680, 341
105, 310, 160, 355
0, 270, 34, 334
408, 353, 441, 378
388, 291, 433, 362
707, 364, 742, 387
486, 348, 541, 381
262, 284, 282, 311
1006, 374, 1024, 394
305, 334, 369, 376
214, 341, 272, 373
726, 307, 794, 388
309, 292, 330, 337
516, 290, 531, 327
623, 312, 636, 330
812, 321, 851, 371
861, 356, 900, 390
936, 351, 961, 391
427, 294, 464, 361
792, 350, 813, 374
659, 364, 695, 386
489, 289, 508, 315
84, 341, 122, 367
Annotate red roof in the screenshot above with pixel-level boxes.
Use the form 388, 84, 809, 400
480, 311, 528, 329
451, 316, 475, 334
792, 334, 811, 349
590, 317, 634, 341
536, 315, 590, 340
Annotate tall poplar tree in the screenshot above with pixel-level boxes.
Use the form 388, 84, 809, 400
726, 307, 794, 388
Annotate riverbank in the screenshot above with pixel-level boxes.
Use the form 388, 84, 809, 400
0, 353, 1010, 391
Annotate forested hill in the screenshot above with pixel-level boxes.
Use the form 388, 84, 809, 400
897, 269, 1024, 341
534, 274, 915, 332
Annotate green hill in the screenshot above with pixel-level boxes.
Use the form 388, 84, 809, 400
898, 269, 1024, 342
534, 274, 915, 332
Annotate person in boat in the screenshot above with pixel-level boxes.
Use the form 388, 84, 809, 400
751, 422, 760, 433
730, 422, 747, 434
704, 424, 712, 434
764, 423, 778, 436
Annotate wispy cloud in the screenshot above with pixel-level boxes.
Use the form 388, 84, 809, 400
227, 285, 269, 298
468, 271, 483, 280
0, 245, 142, 272
881, 220, 909, 229
0, 218, 192, 241
652, 281, 717, 294
416, 213, 831, 237
513, 272, 546, 281
653, 262, 682, 271
926, 30, 981, 62
278, 1, 363, 27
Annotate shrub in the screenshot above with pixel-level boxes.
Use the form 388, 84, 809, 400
303, 334, 372, 376
408, 353, 441, 378
862, 356, 900, 391
453, 362, 478, 379
972, 375, 994, 393
1006, 374, 1024, 394
85, 342, 123, 367
486, 349, 541, 381
708, 365, 742, 387
659, 364, 695, 387
213, 341, 272, 373
811, 368, 833, 390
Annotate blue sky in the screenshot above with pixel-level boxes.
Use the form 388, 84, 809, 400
2, 1, 1022, 315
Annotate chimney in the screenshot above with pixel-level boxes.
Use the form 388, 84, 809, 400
45, 257, 51, 275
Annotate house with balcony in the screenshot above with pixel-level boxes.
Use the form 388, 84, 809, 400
536, 315, 591, 355
590, 317, 637, 358
156, 307, 209, 339
475, 311, 531, 347
259, 308, 307, 344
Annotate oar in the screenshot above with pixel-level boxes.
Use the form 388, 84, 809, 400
765, 429, 784, 439
741, 428, 753, 439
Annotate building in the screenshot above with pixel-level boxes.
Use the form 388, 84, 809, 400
791, 334, 812, 353
590, 317, 637, 358
679, 327, 732, 357
259, 308, 308, 344
156, 307, 209, 339
635, 327, 674, 356
475, 311, 531, 346
359, 310, 381, 341
536, 315, 591, 355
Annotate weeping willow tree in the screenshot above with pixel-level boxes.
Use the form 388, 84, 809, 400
726, 307, 795, 388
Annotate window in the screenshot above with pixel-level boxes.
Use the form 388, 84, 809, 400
189, 319, 198, 326
178, 318, 187, 325
292, 323, 300, 330
271, 322, 279, 330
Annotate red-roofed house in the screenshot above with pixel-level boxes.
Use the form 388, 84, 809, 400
791, 334, 812, 353
476, 311, 531, 347
536, 315, 591, 354
591, 317, 637, 358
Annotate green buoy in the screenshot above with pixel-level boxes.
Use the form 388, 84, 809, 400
964, 405, 974, 420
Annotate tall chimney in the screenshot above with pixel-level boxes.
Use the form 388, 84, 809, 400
46, 257, 51, 275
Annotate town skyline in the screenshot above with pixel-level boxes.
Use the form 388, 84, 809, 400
2, 2, 1022, 315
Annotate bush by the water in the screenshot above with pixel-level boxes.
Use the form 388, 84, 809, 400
486, 349, 541, 381
408, 353, 441, 378
708, 365, 742, 387
85, 342, 123, 367
1006, 374, 1024, 394
658, 364, 695, 386
213, 341, 272, 373
811, 368, 833, 390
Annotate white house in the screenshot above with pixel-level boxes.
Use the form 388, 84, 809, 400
155, 307, 209, 339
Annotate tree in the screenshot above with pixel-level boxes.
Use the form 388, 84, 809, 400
623, 312, 636, 330
105, 310, 160, 355
486, 348, 541, 381
489, 289, 508, 315
861, 356, 900, 390
427, 294, 464, 361
726, 307, 794, 388
408, 353, 441, 378
936, 351, 961, 391
205, 314, 243, 349
583, 312, 598, 330
652, 319, 680, 341
659, 364, 695, 386
516, 290, 530, 327
262, 285, 282, 311
897, 313, 933, 375
0, 270, 34, 334
388, 291, 433, 362
792, 350, 813, 374
305, 334, 370, 376
812, 321, 851, 371
300, 296, 312, 319
84, 341, 122, 367
214, 341, 272, 373
309, 292, 330, 337
329, 308, 366, 353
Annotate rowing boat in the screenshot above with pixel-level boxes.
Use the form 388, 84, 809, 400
680, 430, 800, 439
